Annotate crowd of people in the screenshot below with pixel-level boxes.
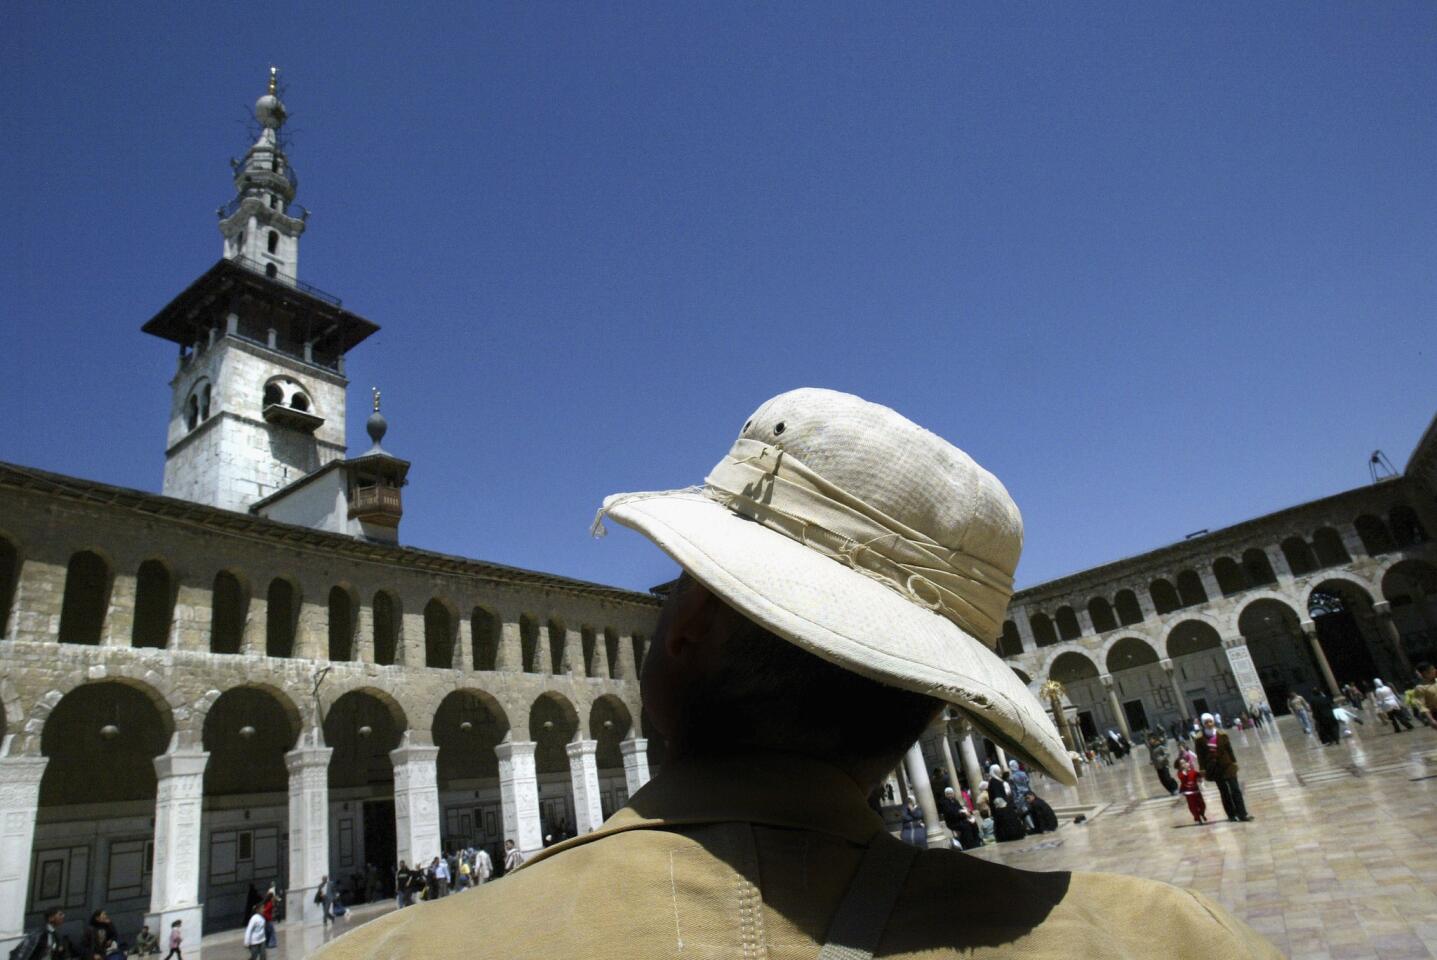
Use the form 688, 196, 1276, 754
891, 757, 1062, 851
1286, 665, 1437, 745
8, 910, 184, 960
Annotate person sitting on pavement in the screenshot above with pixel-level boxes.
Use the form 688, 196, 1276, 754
310, 387, 1279, 959
1024, 791, 1060, 834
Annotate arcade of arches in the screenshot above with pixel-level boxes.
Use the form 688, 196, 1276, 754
998, 509, 1437, 747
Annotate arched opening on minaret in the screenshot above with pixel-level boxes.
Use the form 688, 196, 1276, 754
267, 231, 278, 253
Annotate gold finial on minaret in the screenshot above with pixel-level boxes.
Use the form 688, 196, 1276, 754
268, 66, 278, 95
372, 387, 382, 412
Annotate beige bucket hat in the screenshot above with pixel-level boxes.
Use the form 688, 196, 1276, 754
595, 387, 1075, 784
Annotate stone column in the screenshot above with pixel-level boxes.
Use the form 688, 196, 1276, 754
0, 757, 47, 948
169, 584, 211, 651
1135, 589, 1158, 622
1299, 619, 1340, 695
1221, 636, 1265, 712
147, 751, 208, 948
1197, 567, 1223, 604
1372, 601, 1415, 679
619, 737, 650, 796
1013, 611, 1037, 652
902, 741, 945, 847
936, 729, 962, 795
103, 574, 138, 646
495, 741, 543, 856
390, 743, 442, 868
455, 618, 474, 672
1264, 544, 1294, 580
284, 741, 333, 925
241, 595, 267, 656
956, 728, 986, 804
565, 740, 605, 834
296, 601, 327, 660
1076, 607, 1097, 637
354, 603, 375, 664
1161, 659, 1187, 717
1101, 674, 1131, 738
590, 634, 611, 680
497, 621, 523, 673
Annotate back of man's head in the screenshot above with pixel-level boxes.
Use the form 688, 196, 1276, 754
648, 574, 943, 783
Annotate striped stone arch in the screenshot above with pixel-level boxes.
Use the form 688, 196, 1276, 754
1371, 551, 1437, 591
320, 681, 411, 741
190, 682, 306, 748
17, 665, 183, 756
1097, 624, 1163, 664
1303, 570, 1382, 608
1034, 640, 1105, 680
412, 683, 510, 740
1218, 587, 1307, 637
0, 674, 23, 756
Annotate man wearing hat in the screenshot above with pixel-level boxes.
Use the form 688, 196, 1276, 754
314, 388, 1277, 958
1193, 712, 1253, 822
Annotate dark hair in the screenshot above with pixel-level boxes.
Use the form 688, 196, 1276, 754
679, 580, 944, 764
1417, 661, 1434, 674
43, 908, 63, 923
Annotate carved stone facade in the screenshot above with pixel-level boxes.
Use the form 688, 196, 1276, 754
0, 463, 660, 953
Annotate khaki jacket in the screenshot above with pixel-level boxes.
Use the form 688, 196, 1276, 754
314, 753, 1279, 959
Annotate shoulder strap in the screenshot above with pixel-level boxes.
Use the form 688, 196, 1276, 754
817, 833, 920, 960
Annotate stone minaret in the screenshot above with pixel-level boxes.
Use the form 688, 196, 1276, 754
218, 66, 305, 281
143, 69, 379, 513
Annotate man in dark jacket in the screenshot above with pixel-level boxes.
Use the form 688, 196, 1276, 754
10, 908, 66, 960
1192, 712, 1253, 822
1025, 792, 1060, 833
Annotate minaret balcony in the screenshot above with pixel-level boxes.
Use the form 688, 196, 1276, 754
262, 402, 324, 433
348, 485, 403, 525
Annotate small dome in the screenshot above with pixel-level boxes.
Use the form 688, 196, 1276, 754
367, 411, 388, 448
255, 94, 286, 128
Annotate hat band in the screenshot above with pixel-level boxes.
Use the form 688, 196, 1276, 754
702, 439, 1013, 645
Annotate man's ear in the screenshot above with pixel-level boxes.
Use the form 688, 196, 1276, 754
662, 577, 718, 661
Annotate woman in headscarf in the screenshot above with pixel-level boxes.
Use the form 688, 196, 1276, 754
1309, 689, 1342, 745
1372, 678, 1414, 732
900, 793, 927, 847
1007, 759, 1033, 827
987, 764, 1027, 842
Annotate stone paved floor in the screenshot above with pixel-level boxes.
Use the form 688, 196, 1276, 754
206, 714, 1437, 959
969, 714, 1437, 959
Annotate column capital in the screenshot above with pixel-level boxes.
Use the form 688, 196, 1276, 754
153, 749, 209, 780
1099, 673, 1115, 689
495, 739, 537, 762
284, 744, 333, 771
564, 738, 598, 760
1299, 618, 1318, 635
1160, 658, 1175, 673
389, 743, 440, 766
1372, 600, 1394, 618
1222, 634, 1247, 650
618, 737, 648, 757
0, 755, 48, 786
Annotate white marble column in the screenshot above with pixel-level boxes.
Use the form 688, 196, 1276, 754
937, 730, 962, 794
565, 740, 604, 834
390, 743, 441, 869
1299, 620, 1340, 696
1101, 674, 1131, 739
0, 757, 48, 949
956, 728, 986, 806
902, 741, 945, 847
284, 742, 333, 925
1161, 659, 1188, 716
147, 751, 208, 951
619, 737, 650, 796
495, 741, 543, 856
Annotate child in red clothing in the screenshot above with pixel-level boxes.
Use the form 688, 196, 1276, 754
1176, 756, 1207, 824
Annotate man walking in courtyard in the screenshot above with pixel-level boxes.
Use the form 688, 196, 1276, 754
312, 388, 1278, 958
1193, 712, 1253, 822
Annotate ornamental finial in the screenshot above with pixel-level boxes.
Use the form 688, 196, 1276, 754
268, 66, 278, 96
372, 387, 382, 413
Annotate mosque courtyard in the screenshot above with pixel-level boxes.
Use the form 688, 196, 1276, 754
208, 713, 1437, 960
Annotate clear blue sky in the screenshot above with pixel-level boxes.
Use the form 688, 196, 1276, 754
4, 2, 1434, 594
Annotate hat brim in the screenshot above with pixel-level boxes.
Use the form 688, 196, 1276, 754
606, 489, 1076, 785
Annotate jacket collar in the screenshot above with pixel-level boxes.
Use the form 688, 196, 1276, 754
522, 751, 886, 870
